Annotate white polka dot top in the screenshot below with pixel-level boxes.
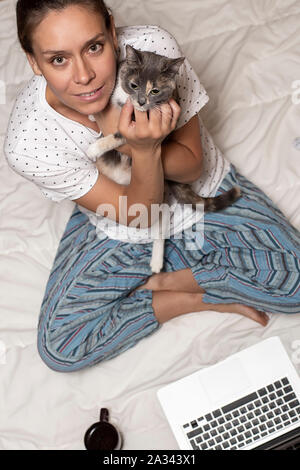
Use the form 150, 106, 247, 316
4, 25, 230, 242
4, 75, 99, 202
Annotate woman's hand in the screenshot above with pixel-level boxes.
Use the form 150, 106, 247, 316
118, 98, 181, 156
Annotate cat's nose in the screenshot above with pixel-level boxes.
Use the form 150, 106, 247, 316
138, 97, 146, 106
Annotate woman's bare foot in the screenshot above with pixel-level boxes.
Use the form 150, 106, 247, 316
129, 269, 269, 327
150, 290, 269, 326
134, 268, 205, 294
212, 302, 269, 326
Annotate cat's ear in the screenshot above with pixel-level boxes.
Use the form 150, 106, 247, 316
163, 57, 185, 76
125, 44, 143, 66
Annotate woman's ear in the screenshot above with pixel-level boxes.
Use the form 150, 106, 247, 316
26, 53, 43, 76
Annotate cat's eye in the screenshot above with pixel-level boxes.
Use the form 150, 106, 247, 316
150, 89, 160, 95
130, 83, 139, 90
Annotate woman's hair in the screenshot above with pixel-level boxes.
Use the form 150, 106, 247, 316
16, 0, 112, 55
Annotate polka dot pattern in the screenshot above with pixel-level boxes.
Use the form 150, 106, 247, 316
4, 74, 99, 202
117, 25, 209, 129
115, 26, 230, 199
4, 24, 229, 229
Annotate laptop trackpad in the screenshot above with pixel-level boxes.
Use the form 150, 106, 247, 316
199, 357, 251, 406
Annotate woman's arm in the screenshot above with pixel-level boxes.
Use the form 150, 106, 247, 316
74, 147, 163, 228
161, 114, 203, 183
74, 99, 181, 227
94, 105, 203, 184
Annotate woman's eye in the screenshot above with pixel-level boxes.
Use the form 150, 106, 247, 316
50, 43, 103, 65
51, 56, 66, 66
130, 83, 139, 90
89, 43, 103, 53
151, 89, 160, 95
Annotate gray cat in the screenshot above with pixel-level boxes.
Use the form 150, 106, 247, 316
87, 45, 240, 272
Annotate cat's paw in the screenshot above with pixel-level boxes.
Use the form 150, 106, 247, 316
150, 255, 163, 274
86, 140, 106, 161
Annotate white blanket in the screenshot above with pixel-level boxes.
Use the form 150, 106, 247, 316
1, 0, 300, 450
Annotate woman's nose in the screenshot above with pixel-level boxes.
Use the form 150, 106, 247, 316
73, 57, 95, 84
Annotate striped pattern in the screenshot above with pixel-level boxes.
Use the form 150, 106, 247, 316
186, 168, 300, 310
38, 165, 300, 372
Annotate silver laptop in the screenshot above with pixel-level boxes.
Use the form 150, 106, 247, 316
157, 336, 300, 450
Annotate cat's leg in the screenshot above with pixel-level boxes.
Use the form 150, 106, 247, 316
150, 204, 171, 273
87, 132, 126, 161
150, 239, 165, 273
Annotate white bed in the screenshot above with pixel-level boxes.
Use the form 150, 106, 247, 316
1, 0, 300, 450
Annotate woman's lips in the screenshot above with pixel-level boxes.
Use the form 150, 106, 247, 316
74, 85, 104, 102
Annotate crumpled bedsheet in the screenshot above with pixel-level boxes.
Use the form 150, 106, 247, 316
0, 0, 300, 450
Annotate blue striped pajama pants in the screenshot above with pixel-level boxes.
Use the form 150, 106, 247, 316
38, 165, 300, 372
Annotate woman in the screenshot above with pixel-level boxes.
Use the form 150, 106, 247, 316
5, 0, 300, 371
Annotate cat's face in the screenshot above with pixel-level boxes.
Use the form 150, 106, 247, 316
118, 45, 185, 111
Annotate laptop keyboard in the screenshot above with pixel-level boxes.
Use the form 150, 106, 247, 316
182, 377, 300, 450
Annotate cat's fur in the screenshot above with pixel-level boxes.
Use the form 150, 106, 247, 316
87, 45, 241, 272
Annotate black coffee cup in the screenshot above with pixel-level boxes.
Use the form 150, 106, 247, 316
84, 408, 123, 450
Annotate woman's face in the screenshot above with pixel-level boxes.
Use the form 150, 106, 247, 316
27, 5, 118, 117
